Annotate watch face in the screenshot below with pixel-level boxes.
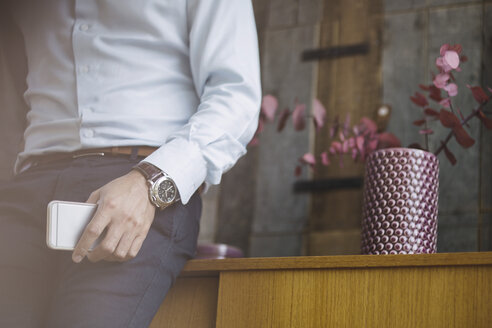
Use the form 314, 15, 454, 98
157, 178, 176, 203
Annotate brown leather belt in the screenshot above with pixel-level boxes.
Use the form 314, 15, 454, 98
23, 146, 157, 170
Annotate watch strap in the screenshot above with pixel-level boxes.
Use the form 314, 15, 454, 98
133, 162, 162, 181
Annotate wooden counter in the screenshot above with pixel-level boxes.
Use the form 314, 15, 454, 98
150, 252, 492, 328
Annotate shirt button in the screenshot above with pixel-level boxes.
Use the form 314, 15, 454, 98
80, 24, 90, 32
79, 66, 89, 74
82, 129, 95, 138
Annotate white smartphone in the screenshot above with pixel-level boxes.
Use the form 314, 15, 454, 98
46, 200, 98, 251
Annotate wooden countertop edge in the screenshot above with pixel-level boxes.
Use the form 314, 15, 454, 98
180, 252, 492, 276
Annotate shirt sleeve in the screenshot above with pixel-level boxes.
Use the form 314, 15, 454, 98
142, 0, 261, 204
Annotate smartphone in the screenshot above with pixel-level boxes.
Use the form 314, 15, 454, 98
46, 200, 98, 251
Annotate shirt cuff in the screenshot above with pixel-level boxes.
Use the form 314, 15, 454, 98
142, 138, 207, 204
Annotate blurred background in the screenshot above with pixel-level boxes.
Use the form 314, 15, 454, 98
1, 0, 491, 257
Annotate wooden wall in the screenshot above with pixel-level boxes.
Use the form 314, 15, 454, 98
307, 0, 384, 255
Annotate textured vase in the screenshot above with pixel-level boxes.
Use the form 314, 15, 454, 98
361, 148, 439, 255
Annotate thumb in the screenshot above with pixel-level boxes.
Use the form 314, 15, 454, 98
86, 189, 101, 204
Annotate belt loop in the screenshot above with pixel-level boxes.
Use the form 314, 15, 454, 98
130, 147, 139, 160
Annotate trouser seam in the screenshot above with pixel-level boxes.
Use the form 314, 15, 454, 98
126, 236, 175, 328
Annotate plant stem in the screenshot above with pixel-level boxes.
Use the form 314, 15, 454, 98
434, 102, 485, 156
424, 120, 429, 151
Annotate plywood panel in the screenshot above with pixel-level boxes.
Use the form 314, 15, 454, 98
150, 277, 219, 328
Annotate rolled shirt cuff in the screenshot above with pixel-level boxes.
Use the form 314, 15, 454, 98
142, 138, 207, 204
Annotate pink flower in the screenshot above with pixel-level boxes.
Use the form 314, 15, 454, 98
261, 95, 278, 122
444, 83, 458, 97
312, 99, 326, 131
444, 51, 460, 69
436, 50, 460, 73
439, 44, 450, 56
329, 141, 342, 155
439, 98, 451, 108
320, 152, 330, 165
300, 153, 316, 166
436, 57, 452, 73
433, 73, 450, 89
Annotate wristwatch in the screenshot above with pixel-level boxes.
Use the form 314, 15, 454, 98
133, 162, 180, 210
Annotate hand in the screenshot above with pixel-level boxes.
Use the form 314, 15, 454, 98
72, 170, 156, 263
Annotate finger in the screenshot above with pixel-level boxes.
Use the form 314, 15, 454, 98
112, 232, 136, 261
72, 208, 111, 263
126, 212, 153, 260
86, 189, 101, 204
127, 234, 147, 260
87, 224, 124, 263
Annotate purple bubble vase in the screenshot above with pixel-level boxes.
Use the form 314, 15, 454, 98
361, 147, 439, 255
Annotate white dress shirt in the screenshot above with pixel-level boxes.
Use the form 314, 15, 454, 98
11, 0, 261, 204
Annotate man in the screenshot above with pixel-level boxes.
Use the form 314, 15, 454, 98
0, 1, 261, 327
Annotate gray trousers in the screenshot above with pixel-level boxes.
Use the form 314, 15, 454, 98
0, 155, 202, 328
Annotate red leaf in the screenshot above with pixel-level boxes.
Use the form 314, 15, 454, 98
424, 108, 440, 118
292, 103, 306, 131
410, 92, 428, 107
439, 109, 460, 128
453, 125, 475, 148
454, 107, 470, 129
320, 152, 330, 166
467, 85, 489, 104
449, 44, 462, 54
360, 117, 378, 134
294, 165, 302, 177
377, 132, 401, 149
429, 86, 443, 102
277, 108, 291, 132
261, 95, 278, 122
413, 119, 426, 126
478, 110, 492, 130
460, 55, 468, 63
312, 99, 327, 131
442, 142, 457, 165
419, 84, 431, 91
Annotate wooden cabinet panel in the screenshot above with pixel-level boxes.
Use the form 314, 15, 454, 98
149, 277, 219, 328
151, 253, 492, 328
215, 258, 492, 327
